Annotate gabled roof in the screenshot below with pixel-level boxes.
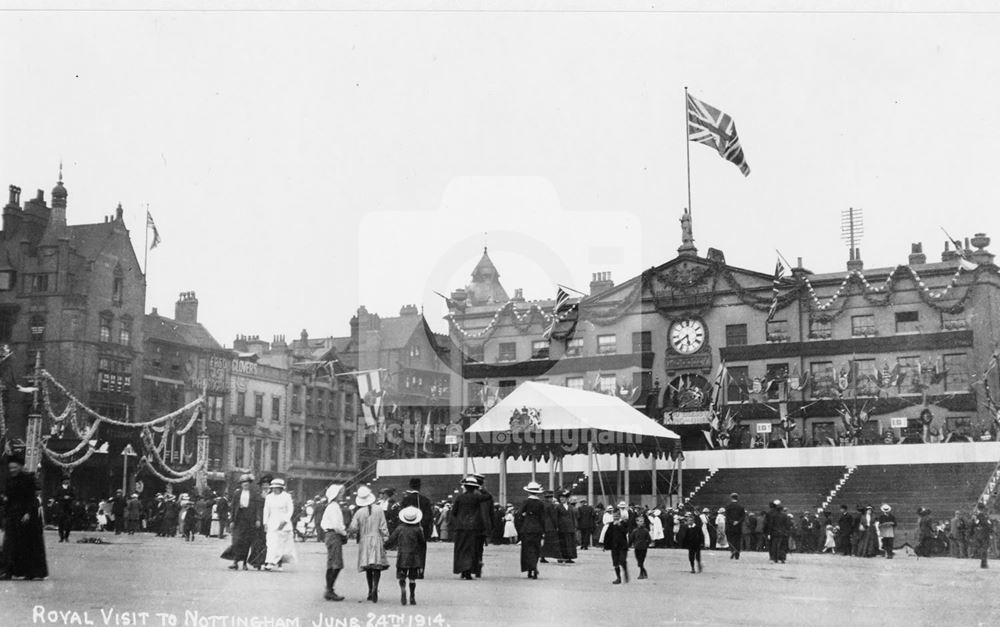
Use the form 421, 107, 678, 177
143, 312, 224, 351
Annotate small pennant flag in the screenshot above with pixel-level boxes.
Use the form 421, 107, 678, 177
687, 92, 751, 176
147, 211, 162, 249
767, 258, 785, 322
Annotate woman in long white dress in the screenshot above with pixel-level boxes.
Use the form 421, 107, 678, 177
263, 478, 297, 570
715, 508, 729, 549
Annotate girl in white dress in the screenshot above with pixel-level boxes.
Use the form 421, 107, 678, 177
598, 506, 615, 545
503, 506, 518, 543
263, 478, 297, 570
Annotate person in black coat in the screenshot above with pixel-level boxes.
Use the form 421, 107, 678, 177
517, 482, 546, 579
110, 489, 127, 535
54, 476, 76, 543
764, 501, 791, 564
576, 500, 595, 550
221, 474, 263, 570
449, 477, 488, 580
540, 491, 561, 563
385, 507, 427, 605
678, 510, 704, 574
836, 504, 853, 556
632, 516, 652, 579
399, 478, 434, 571
724, 493, 747, 560
603, 511, 631, 584
470, 474, 494, 578
556, 491, 578, 563
0, 454, 48, 580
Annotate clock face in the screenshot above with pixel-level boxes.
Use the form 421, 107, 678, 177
669, 319, 706, 355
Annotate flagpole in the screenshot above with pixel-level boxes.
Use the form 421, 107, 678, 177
684, 86, 692, 215
143, 203, 149, 277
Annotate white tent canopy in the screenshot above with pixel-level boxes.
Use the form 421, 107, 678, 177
463, 382, 682, 505
466, 381, 680, 441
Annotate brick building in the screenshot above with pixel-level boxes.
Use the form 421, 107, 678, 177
0, 175, 145, 496
339, 305, 453, 467
142, 292, 231, 493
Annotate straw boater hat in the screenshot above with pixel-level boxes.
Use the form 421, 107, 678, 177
652, 509, 661, 517
326, 483, 344, 502
617, 501, 627, 508
880, 503, 892, 513
461, 475, 480, 488
238, 473, 253, 483
398, 506, 423, 525
523, 481, 543, 494
606, 506, 614, 512
270, 478, 286, 489
356, 485, 377, 507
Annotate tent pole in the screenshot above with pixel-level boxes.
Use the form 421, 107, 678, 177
651, 454, 657, 504
499, 450, 508, 507
624, 453, 630, 504
678, 455, 684, 505
558, 457, 564, 489
616, 454, 622, 500
462, 442, 468, 478
587, 442, 594, 506
531, 456, 537, 483
548, 456, 556, 491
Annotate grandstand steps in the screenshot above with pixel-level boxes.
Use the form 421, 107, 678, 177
682, 468, 718, 506
822, 466, 857, 510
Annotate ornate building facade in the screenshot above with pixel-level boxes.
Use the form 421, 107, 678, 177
445, 222, 1000, 452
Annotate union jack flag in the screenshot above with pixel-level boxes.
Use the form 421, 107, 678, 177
687, 92, 751, 176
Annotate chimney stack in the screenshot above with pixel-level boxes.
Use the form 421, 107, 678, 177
590, 271, 614, 296
175, 291, 199, 324
908, 242, 926, 265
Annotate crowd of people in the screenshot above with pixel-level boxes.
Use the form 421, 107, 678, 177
2, 454, 997, 595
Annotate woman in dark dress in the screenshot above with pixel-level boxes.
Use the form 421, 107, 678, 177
246, 475, 272, 569
1, 454, 48, 580
220, 474, 261, 569
517, 482, 545, 579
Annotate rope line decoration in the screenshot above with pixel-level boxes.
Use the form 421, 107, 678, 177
41, 369, 204, 427
444, 260, 994, 337
140, 427, 197, 477
140, 455, 204, 483
41, 443, 100, 469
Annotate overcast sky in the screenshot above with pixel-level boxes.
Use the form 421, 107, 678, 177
3, 2, 999, 345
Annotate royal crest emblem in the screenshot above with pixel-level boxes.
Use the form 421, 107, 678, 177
509, 406, 542, 433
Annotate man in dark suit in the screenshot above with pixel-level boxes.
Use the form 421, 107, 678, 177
724, 492, 747, 560
54, 476, 77, 543
111, 489, 127, 535
540, 490, 561, 563
400, 477, 435, 567
556, 491, 578, 563
836, 504, 853, 556
576, 499, 595, 550
763, 500, 790, 563
470, 474, 494, 578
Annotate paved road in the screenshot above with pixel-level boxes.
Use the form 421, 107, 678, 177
3, 531, 999, 626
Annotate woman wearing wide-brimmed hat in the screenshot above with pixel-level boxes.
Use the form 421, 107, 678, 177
348, 485, 390, 602
263, 478, 297, 570
517, 482, 545, 579
449, 476, 489, 580
385, 506, 427, 605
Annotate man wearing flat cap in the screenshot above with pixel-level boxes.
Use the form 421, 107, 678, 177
724, 493, 746, 560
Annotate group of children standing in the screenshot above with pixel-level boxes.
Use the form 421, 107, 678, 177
599, 500, 653, 583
